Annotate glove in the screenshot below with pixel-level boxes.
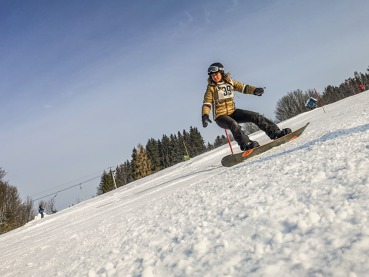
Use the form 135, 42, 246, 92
202, 114, 212, 128
253, 87, 264, 96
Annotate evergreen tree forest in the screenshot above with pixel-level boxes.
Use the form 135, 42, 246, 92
96, 127, 223, 194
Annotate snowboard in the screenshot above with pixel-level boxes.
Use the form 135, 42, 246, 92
221, 122, 310, 167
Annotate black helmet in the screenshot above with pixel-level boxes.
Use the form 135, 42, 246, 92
208, 62, 224, 75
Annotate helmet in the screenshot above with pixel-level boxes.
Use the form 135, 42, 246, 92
208, 62, 224, 75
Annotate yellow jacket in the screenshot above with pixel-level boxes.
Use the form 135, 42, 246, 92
202, 73, 256, 120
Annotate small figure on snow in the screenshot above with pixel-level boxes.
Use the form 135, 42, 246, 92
359, 84, 365, 92
38, 203, 45, 219
201, 62, 291, 151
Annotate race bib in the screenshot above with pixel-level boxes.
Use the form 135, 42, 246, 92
217, 83, 234, 100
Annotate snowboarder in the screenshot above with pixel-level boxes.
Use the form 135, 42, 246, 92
201, 62, 291, 151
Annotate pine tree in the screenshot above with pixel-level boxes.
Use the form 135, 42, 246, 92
157, 139, 165, 169
160, 135, 171, 169
115, 160, 134, 187
97, 170, 115, 195
188, 126, 206, 156
207, 142, 214, 150
213, 135, 228, 148
146, 138, 161, 172
132, 144, 152, 180
169, 134, 181, 165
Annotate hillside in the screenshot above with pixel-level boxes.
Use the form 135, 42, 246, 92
1, 91, 369, 277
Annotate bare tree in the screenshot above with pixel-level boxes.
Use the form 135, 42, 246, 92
19, 197, 35, 223
0, 168, 35, 234
46, 195, 58, 214
275, 89, 309, 122
241, 122, 260, 135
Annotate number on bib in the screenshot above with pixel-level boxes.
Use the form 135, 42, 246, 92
218, 84, 234, 100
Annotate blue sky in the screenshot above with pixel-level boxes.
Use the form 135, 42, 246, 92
1, 0, 369, 209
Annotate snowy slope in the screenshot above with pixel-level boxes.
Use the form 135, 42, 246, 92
1, 92, 369, 277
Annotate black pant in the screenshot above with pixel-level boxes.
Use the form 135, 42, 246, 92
215, 109, 279, 146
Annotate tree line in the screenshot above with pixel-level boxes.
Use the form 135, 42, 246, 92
0, 168, 34, 234
275, 68, 369, 122
97, 127, 228, 194
0, 167, 59, 235
1, 67, 368, 234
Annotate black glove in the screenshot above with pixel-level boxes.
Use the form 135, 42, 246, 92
202, 114, 212, 128
253, 87, 264, 96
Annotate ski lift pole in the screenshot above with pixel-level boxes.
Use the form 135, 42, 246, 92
110, 167, 117, 189
183, 140, 190, 160
225, 129, 234, 155
79, 184, 83, 202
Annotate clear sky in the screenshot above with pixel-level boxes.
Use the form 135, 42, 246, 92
1, 0, 369, 209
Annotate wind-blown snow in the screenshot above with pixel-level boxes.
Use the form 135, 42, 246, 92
1, 92, 369, 277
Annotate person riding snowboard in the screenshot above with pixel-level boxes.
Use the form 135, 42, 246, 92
201, 62, 291, 151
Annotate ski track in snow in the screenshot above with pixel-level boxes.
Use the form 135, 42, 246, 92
1, 92, 369, 277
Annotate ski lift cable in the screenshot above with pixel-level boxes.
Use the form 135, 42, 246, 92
31, 166, 113, 197
33, 175, 101, 201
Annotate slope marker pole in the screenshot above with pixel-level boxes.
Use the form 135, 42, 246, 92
314, 89, 326, 113
225, 129, 234, 155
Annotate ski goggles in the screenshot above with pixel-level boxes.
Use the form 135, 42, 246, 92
208, 65, 224, 75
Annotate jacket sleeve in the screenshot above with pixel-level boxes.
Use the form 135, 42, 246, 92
232, 78, 256, 95
202, 85, 213, 116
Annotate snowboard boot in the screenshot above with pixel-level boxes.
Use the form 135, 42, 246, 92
272, 128, 292, 140
240, 140, 260, 151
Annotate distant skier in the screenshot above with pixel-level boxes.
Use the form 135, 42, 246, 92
38, 203, 45, 219
201, 62, 291, 151
359, 84, 365, 92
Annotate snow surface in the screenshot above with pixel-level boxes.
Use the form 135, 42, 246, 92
1, 92, 369, 277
